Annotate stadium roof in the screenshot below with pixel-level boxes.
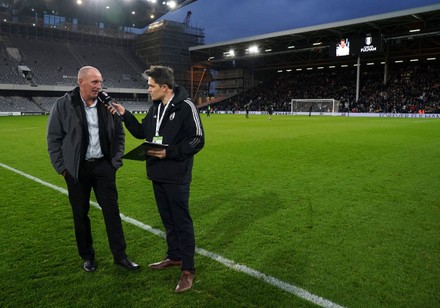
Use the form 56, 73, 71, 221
189, 3, 440, 72
2, 0, 197, 28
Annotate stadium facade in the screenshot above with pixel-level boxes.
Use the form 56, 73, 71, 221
189, 4, 440, 111
0, 2, 439, 115
0, 0, 201, 115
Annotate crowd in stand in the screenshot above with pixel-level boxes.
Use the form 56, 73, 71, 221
210, 61, 440, 114
1, 39, 439, 115
354, 62, 440, 113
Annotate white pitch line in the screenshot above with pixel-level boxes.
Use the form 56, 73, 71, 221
1, 162, 344, 308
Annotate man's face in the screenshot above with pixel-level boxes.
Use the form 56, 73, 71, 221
340, 40, 346, 48
147, 77, 167, 101
79, 69, 102, 101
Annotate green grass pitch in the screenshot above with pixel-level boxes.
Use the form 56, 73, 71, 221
1, 114, 439, 307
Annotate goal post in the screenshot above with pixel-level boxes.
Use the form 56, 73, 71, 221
290, 99, 341, 115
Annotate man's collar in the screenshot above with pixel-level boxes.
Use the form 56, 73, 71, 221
81, 96, 98, 108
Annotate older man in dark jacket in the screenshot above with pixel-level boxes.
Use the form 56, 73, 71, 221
47, 66, 138, 273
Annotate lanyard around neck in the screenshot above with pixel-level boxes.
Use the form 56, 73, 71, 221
155, 96, 173, 136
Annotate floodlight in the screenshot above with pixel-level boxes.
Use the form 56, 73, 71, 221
167, 1, 177, 9
247, 45, 259, 54
223, 50, 235, 58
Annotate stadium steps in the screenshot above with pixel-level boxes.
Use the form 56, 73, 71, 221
66, 43, 87, 67
118, 49, 146, 78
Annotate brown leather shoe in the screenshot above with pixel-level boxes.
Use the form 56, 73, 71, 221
175, 271, 194, 293
148, 258, 182, 270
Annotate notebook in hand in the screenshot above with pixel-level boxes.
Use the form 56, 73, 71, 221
122, 141, 168, 161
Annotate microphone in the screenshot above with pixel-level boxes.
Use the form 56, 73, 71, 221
98, 91, 120, 116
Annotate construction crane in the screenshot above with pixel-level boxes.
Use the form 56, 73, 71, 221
183, 10, 192, 26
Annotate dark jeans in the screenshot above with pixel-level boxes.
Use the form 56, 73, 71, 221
65, 158, 127, 261
152, 181, 195, 272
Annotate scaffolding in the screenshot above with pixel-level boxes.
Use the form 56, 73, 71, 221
136, 20, 204, 91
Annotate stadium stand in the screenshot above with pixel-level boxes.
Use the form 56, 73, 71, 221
1, 3, 439, 115
210, 60, 440, 114
0, 41, 27, 85
191, 4, 440, 115
5, 37, 147, 88
1, 29, 439, 115
0, 95, 45, 112
0, 35, 151, 113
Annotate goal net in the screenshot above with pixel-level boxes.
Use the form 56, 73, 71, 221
290, 99, 341, 115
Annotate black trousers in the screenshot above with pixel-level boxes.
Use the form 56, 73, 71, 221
152, 181, 195, 273
65, 158, 127, 261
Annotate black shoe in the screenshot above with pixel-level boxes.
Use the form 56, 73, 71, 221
83, 259, 96, 272
115, 257, 140, 270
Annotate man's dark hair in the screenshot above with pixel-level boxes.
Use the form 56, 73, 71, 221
144, 65, 174, 89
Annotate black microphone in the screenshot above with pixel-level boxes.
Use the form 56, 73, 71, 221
98, 91, 121, 116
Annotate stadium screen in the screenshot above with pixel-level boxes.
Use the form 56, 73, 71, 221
330, 35, 383, 57
334, 38, 351, 57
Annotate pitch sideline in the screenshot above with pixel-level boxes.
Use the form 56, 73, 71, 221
1, 162, 344, 308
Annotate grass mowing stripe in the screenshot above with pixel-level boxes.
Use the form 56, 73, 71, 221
0, 162, 67, 195
1, 161, 344, 308
197, 247, 345, 308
